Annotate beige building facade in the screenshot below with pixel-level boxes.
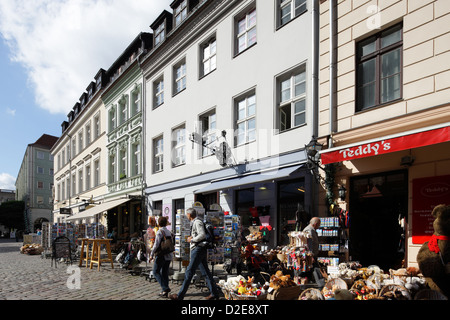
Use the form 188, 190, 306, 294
317, 0, 450, 269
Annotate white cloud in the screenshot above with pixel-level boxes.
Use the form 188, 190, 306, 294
0, 0, 167, 115
0, 173, 16, 190
6, 108, 16, 116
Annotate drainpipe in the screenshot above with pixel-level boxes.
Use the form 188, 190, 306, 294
312, 0, 320, 140
329, 0, 336, 148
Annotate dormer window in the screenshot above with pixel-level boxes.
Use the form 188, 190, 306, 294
155, 23, 165, 46
175, 0, 187, 27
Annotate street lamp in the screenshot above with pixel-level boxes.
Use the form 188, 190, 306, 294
305, 137, 324, 170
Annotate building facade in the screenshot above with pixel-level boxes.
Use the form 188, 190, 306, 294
16, 134, 58, 232
317, 0, 450, 270
141, 0, 318, 246
52, 69, 109, 227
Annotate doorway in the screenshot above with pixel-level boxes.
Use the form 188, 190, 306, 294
349, 170, 407, 270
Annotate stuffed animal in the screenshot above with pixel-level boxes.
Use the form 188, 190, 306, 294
416, 204, 450, 297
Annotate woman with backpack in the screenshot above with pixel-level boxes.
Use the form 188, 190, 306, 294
150, 216, 173, 298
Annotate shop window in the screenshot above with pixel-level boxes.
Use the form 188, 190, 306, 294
195, 192, 219, 211
235, 188, 255, 227
277, 179, 305, 245
356, 23, 403, 112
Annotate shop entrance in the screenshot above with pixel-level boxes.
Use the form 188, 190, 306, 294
349, 170, 407, 270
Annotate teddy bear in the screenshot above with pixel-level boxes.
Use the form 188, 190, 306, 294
416, 204, 450, 297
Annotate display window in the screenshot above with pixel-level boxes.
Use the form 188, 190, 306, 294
235, 188, 255, 227
277, 178, 306, 245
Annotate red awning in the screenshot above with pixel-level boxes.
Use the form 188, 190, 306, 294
321, 125, 450, 165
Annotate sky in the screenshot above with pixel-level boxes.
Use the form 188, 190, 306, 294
0, 0, 168, 190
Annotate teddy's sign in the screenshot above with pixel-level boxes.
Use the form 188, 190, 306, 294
321, 126, 450, 164
412, 175, 450, 244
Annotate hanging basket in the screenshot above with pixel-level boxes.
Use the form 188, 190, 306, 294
378, 284, 411, 300
299, 288, 324, 300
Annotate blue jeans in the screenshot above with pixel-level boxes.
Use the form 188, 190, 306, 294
153, 255, 171, 292
177, 246, 218, 300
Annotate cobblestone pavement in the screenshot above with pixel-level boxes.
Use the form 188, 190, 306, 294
0, 239, 226, 301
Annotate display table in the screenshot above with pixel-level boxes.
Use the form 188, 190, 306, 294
78, 238, 93, 268
88, 239, 114, 271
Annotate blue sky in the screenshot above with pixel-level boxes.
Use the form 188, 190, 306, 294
0, 0, 167, 190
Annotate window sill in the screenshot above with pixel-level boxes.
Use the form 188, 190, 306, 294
355, 98, 404, 114
233, 42, 257, 59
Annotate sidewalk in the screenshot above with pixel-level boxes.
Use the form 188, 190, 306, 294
0, 239, 226, 300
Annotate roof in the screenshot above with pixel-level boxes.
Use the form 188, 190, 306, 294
29, 134, 59, 149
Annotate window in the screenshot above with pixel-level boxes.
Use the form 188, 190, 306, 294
85, 123, 91, 146
235, 7, 257, 55
61, 181, 65, 200
94, 113, 100, 139
94, 159, 100, 187
109, 153, 116, 183
66, 145, 70, 163
72, 173, 76, 197
155, 23, 165, 46
174, 59, 186, 94
109, 108, 116, 132
62, 150, 66, 165
154, 77, 164, 108
37, 196, 44, 205
37, 151, 45, 159
200, 110, 217, 157
120, 148, 127, 179
356, 23, 402, 111
172, 126, 186, 167
78, 130, 83, 153
278, 0, 307, 27
131, 86, 141, 116
235, 188, 254, 226
201, 38, 217, 77
119, 99, 127, 125
277, 65, 306, 132
85, 165, 91, 190
154, 136, 164, 173
37, 181, 44, 189
37, 166, 44, 174
175, 0, 187, 26
72, 138, 77, 156
235, 92, 256, 146
78, 169, 83, 193
132, 143, 141, 176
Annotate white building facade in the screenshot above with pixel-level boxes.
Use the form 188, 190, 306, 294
142, 0, 318, 246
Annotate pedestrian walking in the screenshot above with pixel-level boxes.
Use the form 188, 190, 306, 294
150, 216, 173, 297
169, 208, 219, 300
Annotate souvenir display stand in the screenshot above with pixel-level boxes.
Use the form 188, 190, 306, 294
223, 214, 242, 274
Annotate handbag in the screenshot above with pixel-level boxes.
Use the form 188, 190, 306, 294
155, 230, 175, 256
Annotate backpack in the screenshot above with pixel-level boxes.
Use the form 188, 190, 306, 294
155, 230, 175, 256
198, 221, 216, 250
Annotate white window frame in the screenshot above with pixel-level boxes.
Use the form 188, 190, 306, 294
85, 122, 91, 146
235, 92, 256, 146
132, 142, 141, 176
200, 110, 217, 157
94, 159, 100, 187
174, 59, 186, 94
131, 86, 141, 116
109, 153, 116, 183
155, 23, 165, 46
201, 37, 217, 77
94, 113, 100, 139
78, 130, 83, 153
172, 126, 186, 167
119, 148, 127, 179
278, 0, 307, 27
154, 136, 164, 173
154, 77, 164, 108
277, 65, 307, 132
235, 7, 257, 55
175, 0, 187, 27
85, 164, 91, 191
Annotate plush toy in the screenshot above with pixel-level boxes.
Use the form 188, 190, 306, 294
416, 204, 450, 297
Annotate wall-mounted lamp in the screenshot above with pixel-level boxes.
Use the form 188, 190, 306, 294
259, 184, 267, 190
305, 137, 324, 171
338, 185, 346, 201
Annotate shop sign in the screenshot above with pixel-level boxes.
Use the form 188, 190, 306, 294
321, 126, 450, 164
412, 175, 450, 244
